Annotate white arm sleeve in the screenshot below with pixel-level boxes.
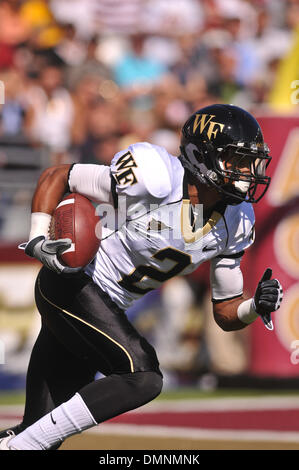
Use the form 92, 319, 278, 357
210, 256, 244, 302
68, 164, 113, 204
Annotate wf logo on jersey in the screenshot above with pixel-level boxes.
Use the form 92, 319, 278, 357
114, 151, 138, 186
193, 114, 224, 140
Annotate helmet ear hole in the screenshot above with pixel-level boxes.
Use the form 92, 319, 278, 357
206, 169, 220, 183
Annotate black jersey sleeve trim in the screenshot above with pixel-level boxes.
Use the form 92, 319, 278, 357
110, 171, 118, 209
67, 163, 76, 193
215, 250, 245, 260
212, 293, 243, 304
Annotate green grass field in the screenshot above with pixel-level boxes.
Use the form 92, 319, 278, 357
1, 387, 299, 406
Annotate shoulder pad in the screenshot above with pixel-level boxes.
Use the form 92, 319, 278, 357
110, 142, 174, 200
222, 202, 255, 255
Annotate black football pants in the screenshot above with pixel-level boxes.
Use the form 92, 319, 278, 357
22, 267, 162, 428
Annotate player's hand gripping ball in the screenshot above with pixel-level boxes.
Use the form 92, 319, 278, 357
49, 193, 101, 268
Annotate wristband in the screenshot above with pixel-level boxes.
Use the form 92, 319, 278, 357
29, 212, 52, 241
237, 298, 258, 325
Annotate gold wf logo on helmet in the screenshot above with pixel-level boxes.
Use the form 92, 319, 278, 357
193, 114, 225, 140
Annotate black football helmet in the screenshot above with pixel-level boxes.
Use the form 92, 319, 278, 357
179, 104, 271, 204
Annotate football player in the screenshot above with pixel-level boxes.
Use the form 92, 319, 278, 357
0, 104, 283, 450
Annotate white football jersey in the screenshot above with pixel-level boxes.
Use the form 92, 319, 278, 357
69, 142, 255, 310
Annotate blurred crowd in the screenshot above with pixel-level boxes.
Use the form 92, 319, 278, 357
1, 0, 299, 385
0, 0, 298, 165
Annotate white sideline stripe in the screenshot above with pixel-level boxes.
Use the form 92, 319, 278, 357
130, 396, 299, 413
88, 423, 299, 443
0, 405, 23, 414
56, 198, 75, 208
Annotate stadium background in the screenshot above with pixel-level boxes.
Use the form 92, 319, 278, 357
0, 0, 298, 450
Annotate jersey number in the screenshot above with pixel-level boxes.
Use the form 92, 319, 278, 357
118, 247, 191, 294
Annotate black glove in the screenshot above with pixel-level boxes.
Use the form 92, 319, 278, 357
253, 268, 283, 330
24, 236, 82, 275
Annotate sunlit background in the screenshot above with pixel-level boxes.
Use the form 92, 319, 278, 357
0, 0, 299, 450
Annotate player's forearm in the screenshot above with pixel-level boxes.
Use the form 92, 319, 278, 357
28, 165, 71, 241
213, 295, 257, 331
31, 165, 71, 214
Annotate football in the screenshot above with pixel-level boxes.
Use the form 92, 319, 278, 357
49, 193, 101, 268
